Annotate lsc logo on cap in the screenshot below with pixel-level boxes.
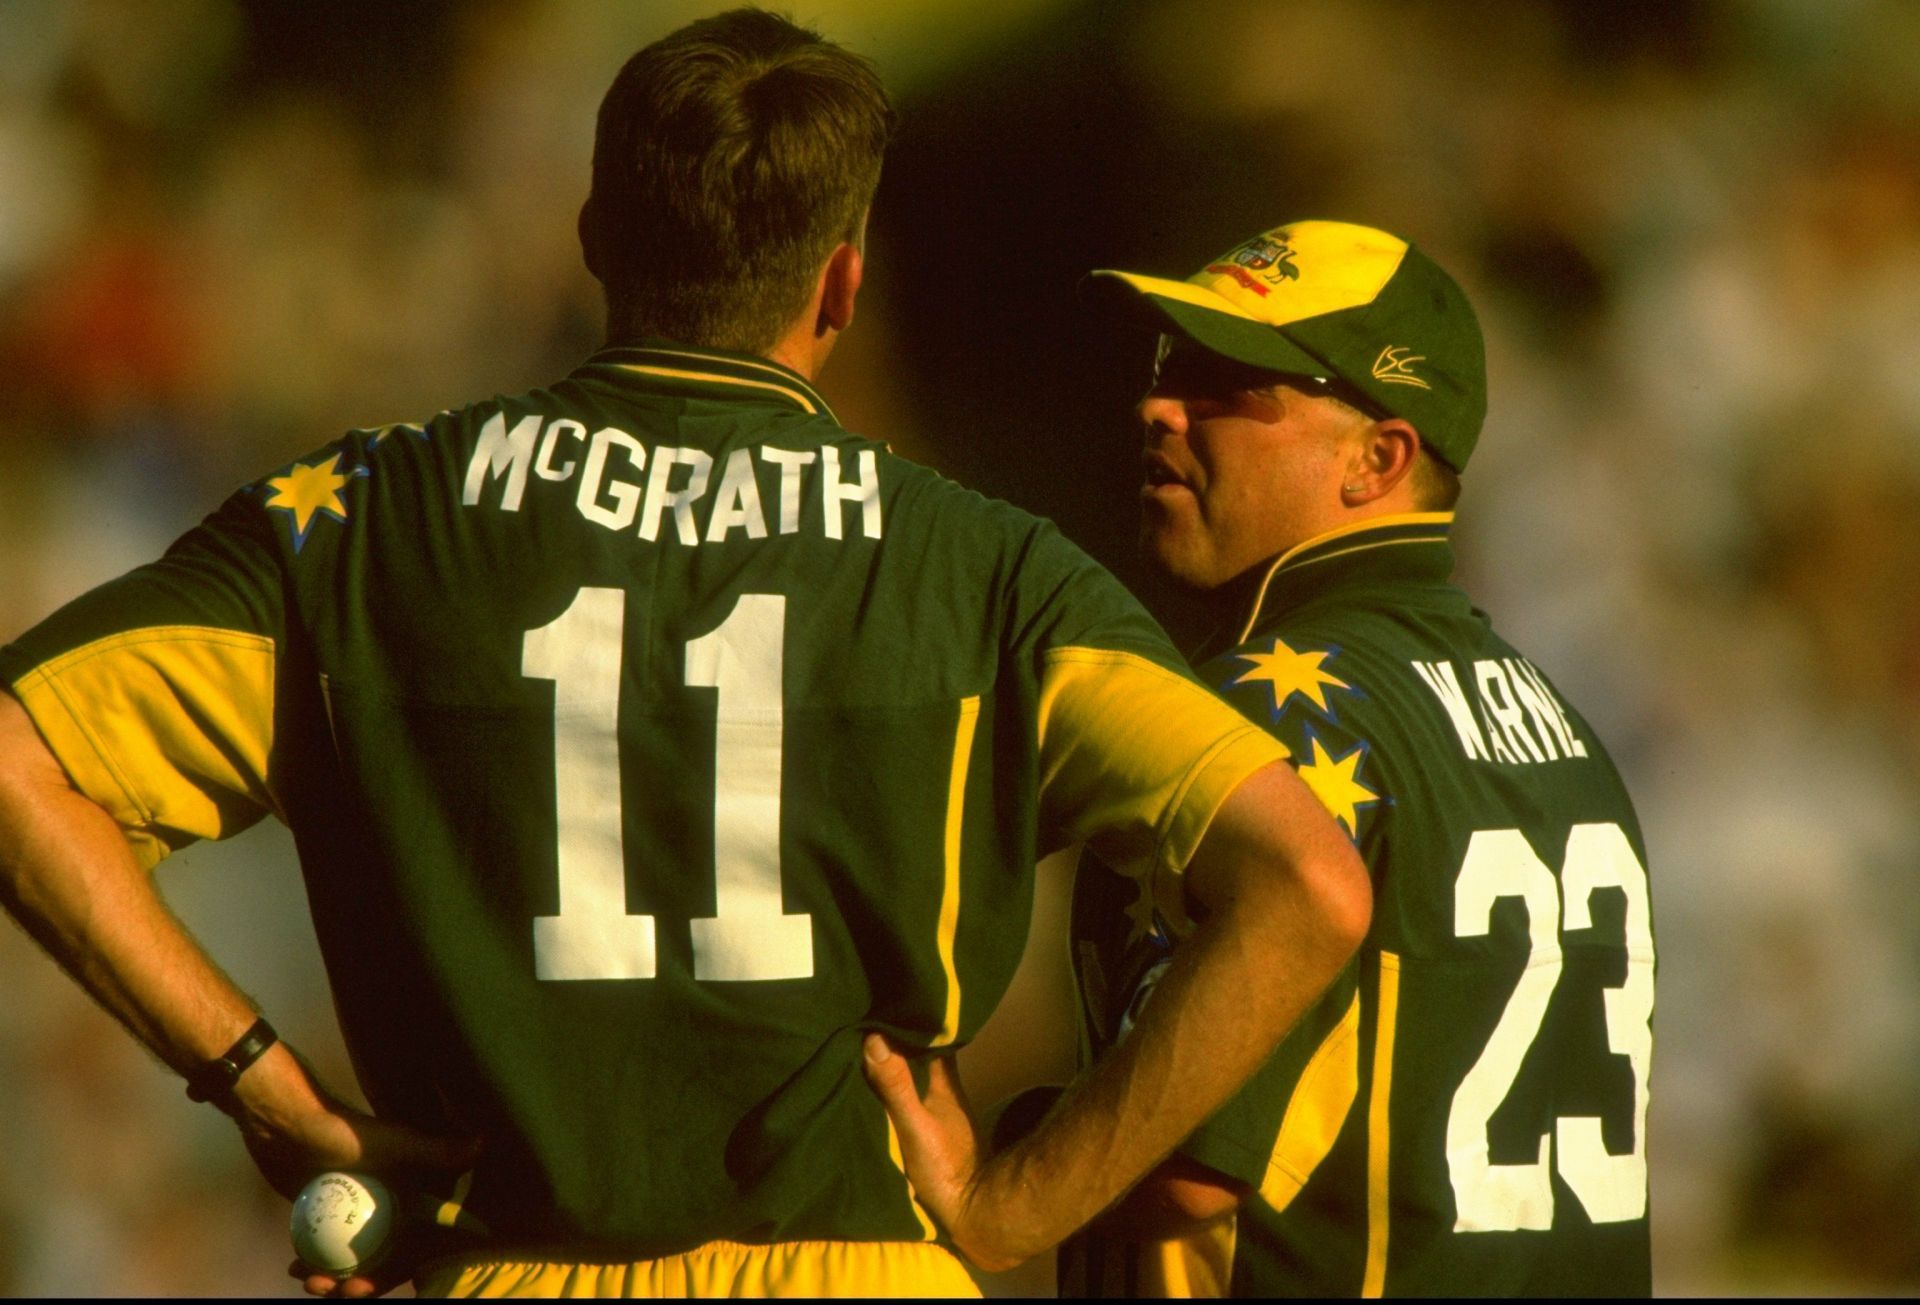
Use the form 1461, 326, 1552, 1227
1371, 345, 1431, 390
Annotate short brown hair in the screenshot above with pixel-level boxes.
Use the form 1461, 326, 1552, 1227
1411, 447, 1462, 510
583, 8, 894, 353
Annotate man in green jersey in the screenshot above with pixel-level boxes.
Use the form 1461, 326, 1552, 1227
874, 221, 1653, 1295
0, 13, 1370, 1299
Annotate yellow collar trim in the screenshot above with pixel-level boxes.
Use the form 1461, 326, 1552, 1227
612, 362, 820, 416
1237, 511, 1455, 644
636, 346, 819, 391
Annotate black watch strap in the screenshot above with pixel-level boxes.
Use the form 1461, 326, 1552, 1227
185, 1017, 278, 1104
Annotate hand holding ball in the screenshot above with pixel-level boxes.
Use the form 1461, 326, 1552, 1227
290, 1172, 398, 1277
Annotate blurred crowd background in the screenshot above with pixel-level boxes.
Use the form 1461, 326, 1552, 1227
2, 0, 1918, 1295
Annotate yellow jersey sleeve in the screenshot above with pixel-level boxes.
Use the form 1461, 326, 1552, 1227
1036, 645, 1288, 932
0, 491, 285, 869
8, 627, 279, 870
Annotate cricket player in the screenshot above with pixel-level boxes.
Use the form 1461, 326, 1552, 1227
873, 221, 1653, 1295
0, 14, 1368, 1299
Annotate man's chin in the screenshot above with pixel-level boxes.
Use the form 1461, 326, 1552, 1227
1138, 528, 1219, 593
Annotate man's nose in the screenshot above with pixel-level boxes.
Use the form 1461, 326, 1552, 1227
1137, 393, 1186, 444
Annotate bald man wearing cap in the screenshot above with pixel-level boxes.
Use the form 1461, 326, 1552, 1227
874, 222, 1654, 1296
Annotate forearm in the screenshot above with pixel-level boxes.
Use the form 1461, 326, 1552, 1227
0, 695, 325, 1120
984, 1088, 1246, 1244
1, 776, 247, 1067
958, 761, 1369, 1269
963, 891, 1331, 1265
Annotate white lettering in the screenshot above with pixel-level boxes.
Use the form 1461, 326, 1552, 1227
1479, 701, 1521, 764
639, 447, 714, 543
760, 447, 815, 534
465, 422, 875, 550
1412, 660, 1491, 762
1500, 658, 1560, 762
537, 419, 586, 481
1510, 659, 1588, 758
1504, 659, 1571, 761
821, 446, 882, 541
462, 412, 542, 510
706, 448, 769, 542
577, 427, 646, 530
1475, 660, 1548, 764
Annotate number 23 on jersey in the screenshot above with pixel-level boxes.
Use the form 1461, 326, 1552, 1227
1446, 823, 1653, 1232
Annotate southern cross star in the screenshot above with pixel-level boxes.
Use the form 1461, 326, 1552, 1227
1295, 734, 1379, 838
263, 453, 360, 550
1232, 637, 1350, 716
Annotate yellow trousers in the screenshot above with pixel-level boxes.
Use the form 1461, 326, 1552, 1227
420, 1239, 980, 1298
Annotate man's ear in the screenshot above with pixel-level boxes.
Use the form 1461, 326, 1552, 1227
578, 197, 606, 283
817, 240, 864, 337
1341, 419, 1421, 504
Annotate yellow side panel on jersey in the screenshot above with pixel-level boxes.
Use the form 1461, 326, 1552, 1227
887, 1113, 940, 1242
9, 626, 278, 869
933, 695, 981, 1047
1363, 951, 1402, 1298
1036, 647, 1287, 929
422, 1239, 980, 1298
1132, 1219, 1238, 1298
1257, 989, 1362, 1213
887, 687, 967, 1235
899, 695, 975, 1243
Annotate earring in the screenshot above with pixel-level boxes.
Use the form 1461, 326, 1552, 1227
1343, 485, 1364, 494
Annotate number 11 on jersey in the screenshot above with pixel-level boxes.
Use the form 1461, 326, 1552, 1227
522, 587, 813, 982
686, 593, 812, 980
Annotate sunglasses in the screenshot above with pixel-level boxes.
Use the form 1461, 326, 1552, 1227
1151, 337, 1393, 423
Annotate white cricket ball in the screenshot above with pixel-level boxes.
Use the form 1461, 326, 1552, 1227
290, 1171, 398, 1276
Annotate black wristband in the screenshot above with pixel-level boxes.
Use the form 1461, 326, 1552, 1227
185, 1017, 278, 1104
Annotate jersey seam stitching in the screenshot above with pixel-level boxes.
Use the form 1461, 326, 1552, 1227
20, 667, 151, 825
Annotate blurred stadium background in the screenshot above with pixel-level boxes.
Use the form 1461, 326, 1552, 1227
2, 0, 1918, 1294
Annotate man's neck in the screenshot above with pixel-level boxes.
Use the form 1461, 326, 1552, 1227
1209, 501, 1431, 612
764, 333, 821, 381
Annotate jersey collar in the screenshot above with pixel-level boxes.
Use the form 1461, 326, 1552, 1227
1229, 512, 1457, 644
580, 340, 838, 423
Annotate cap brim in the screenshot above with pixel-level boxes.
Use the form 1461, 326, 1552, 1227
1081, 270, 1336, 378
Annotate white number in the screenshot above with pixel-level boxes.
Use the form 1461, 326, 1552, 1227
522, 588, 813, 982
1556, 823, 1653, 1223
1448, 830, 1561, 1231
1446, 823, 1652, 1232
524, 587, 656, 980
686, 594, 812, 980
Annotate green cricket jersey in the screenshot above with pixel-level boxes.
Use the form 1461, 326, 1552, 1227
1067, 513, 1653, 1297
0, 342, 1287, 1260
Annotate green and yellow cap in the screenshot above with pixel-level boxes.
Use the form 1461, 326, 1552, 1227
1084, 220, 1487, 470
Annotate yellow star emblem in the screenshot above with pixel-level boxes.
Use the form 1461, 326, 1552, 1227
1296, 736, 1379, 837
1233, 638, 1350, 715
263, 454, 356, 548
